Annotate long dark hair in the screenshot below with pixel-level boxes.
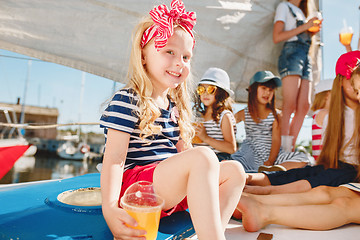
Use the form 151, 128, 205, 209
248, 80, 278, 123
299, 0, 308, 17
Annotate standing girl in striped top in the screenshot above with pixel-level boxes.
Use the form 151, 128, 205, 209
231, 71, 311, 173
311, 78, 333, 161
192, 67, 237, 161
99, 1, 246, 239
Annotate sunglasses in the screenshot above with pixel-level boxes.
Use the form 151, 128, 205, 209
197, 85, 217, 95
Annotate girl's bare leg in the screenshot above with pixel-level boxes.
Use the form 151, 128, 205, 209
289, 79, 311, 146
153, 146, 245, 240
279, 161, 307, 170
281, 75, 301, 137
246, 173, 271, 186
218, 160, 246, 229
238, 192, 360, 232
247, 186, 359, 206
244, 179, 311, 195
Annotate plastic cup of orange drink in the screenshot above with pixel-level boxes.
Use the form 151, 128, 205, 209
308, 12, 322, 33
339, 20, 353, 46
339, 30, 353, 46
120, 181, 164, 240
308, 19, 322, 32
192, 122, 203, 144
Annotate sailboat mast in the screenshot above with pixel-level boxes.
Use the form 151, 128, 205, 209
19, 59, 32, 136
77, 72, 86, 137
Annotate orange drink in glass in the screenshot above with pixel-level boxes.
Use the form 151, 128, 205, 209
121, 181, 164, 240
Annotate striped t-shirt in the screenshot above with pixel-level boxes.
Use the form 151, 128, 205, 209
196, 110, 237, 153
312, 110, 322, 161
243, 107, 273, 162
100, 88, 180, 170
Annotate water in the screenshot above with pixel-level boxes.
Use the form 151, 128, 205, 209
0, 152, 102, 184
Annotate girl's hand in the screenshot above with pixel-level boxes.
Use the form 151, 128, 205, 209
103, 205, 147, 240
195, 123, 207, 141
306, 17, 322, 34
263, 160, 272, 166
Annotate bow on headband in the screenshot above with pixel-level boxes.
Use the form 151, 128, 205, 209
141, 0, 196, 50
335, 50, 360, 79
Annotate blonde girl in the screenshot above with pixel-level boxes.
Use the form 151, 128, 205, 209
311, 78, 333, 161
231, 71, 311, 173
244, 51, 360, 195
193, 67, 237, 161
99, 1, 246, 239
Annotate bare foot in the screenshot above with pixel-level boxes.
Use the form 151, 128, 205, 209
237, 195, 267, 232
244, 185, 271, 195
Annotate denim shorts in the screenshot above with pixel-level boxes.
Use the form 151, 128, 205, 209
278, 41, 312, 81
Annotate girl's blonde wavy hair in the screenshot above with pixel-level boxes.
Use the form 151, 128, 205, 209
311, 90, 330, 112
125, 16, 195, 147
318, 67, 360, 180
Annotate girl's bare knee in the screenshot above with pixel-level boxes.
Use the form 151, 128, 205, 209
311, 186, 333, 202
331, 197, 351, 209
220, 160, 246, 183
297, 101, 310, 116
191, 146, 219, 169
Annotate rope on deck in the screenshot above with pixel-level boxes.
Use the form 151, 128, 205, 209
0, 122, 99, 129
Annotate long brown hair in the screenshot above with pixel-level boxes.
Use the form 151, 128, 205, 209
248, 80, 279, 123
193, 87, 234, 123
318, 68, 360, 179
299, 0, 308, 17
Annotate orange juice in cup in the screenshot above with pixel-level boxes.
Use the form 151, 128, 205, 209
192, 122, 203, 144
307, 12, 322, 33
339, 21, 353, 46
339, 32, 353, 45
308, 19, 322, 32
121, 181, 164, 240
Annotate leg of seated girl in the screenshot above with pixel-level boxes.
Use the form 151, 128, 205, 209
153, 146, 245, 240
244, 179, 311, 195
246, 173, 271, 186
279, 161, 307, 170
238, 187, 360, 231
238, 191, 360, 232
245, 185, 357, 206
218, 160, 246, 228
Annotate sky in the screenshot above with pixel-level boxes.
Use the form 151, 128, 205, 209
0, 0, 358, 143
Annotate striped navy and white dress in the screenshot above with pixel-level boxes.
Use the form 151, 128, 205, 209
99, 88, 180, 171
231, 107, 311, 172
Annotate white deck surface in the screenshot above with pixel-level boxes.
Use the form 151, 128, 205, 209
224, 219, 360, 240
